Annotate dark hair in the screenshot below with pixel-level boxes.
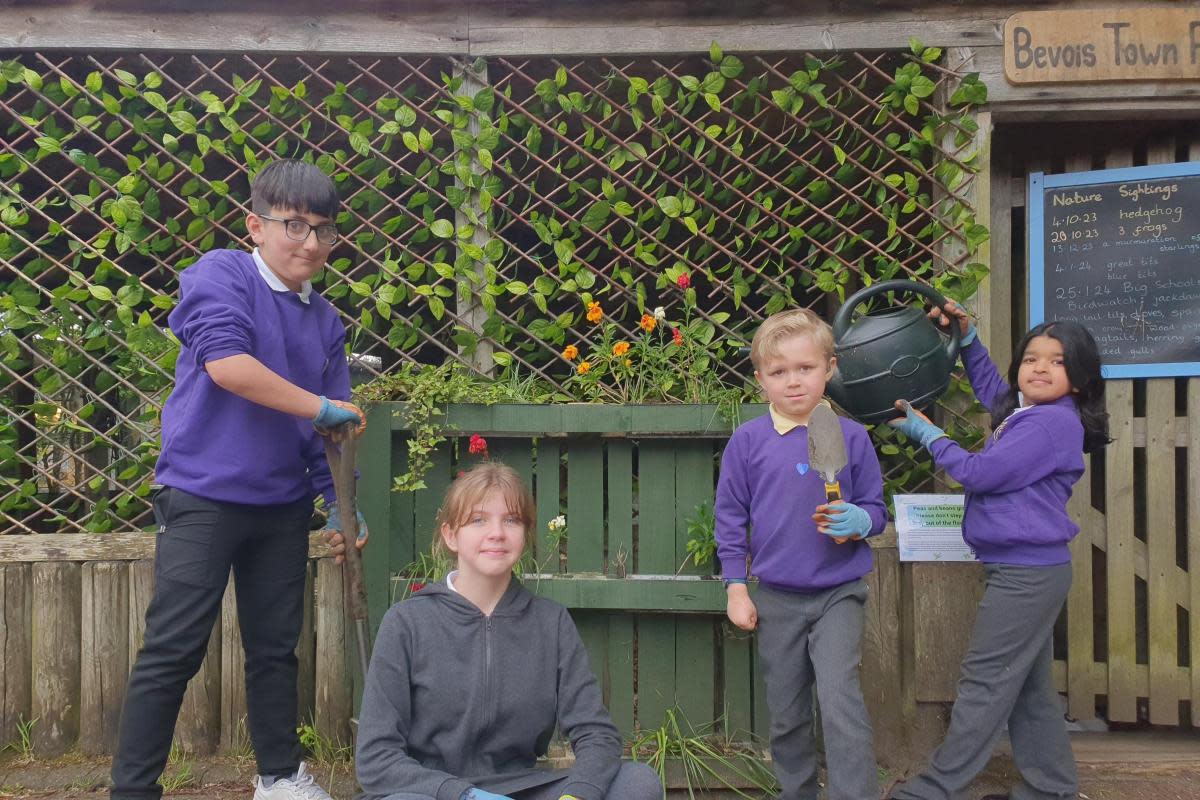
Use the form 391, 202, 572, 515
250, 159, 340, 219
991, 321, 1110, 453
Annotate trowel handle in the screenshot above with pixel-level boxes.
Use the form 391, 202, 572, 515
823, 481, 850, 545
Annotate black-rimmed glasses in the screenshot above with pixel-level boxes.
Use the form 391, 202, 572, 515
258, 214, 339, 245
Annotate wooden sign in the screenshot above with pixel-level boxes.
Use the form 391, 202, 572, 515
1004, 8, 1200, 83
1028, 160, 1200, 379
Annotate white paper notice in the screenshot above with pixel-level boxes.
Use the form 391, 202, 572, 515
893, 494, 975, 562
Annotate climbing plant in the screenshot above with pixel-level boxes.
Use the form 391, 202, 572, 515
0, 40, 988, 532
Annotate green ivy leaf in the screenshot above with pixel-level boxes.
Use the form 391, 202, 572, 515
657, 196, 682, 218
430, 219, 454, 238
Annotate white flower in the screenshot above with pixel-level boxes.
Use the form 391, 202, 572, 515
653, 306, 667, 321
548, 515, 567, 531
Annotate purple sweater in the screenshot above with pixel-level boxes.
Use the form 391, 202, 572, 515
928, 340, 1084, 566
155, 250, 349, 506
715, 412, 887, 591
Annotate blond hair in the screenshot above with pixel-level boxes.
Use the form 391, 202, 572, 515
750, 308, 835, 369
433, 462, 535, 558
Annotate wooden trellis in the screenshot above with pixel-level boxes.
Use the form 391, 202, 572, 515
0, 47, 986, 533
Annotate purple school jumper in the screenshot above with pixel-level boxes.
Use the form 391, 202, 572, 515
928, 339, 1085, 566
154, 249, 349, 506
715, 410, 887, 591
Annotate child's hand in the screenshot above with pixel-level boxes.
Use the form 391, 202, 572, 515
928, 299, 977, 345
322, 502, 369, 564
725, 584, 758, 631
813, 501, 871, 540
313, 396, 367, 438
887, 399, 948, 449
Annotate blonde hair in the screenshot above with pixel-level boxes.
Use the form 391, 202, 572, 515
750, 308, 835, 369
433, 462, 535, 558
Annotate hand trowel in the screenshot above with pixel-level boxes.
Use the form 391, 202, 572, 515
807, 403, 850, 544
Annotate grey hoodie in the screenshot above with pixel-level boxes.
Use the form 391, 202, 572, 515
355, 579, 623, 800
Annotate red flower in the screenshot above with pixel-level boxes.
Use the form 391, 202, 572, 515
676, 273, 691, 290
456, 470, 466, 478
409, 581, 426, 593
468, 434, 489, 456
672, 327, 684, 346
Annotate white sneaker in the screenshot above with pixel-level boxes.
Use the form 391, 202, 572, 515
253, 762, 333, 800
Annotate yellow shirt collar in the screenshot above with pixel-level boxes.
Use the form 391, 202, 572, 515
768, 400, 832, 435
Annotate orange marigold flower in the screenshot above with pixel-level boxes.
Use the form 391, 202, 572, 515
612, 341, 631, 357
562, 344, 579, 360
577, 360, 593, 375
639, 313, 657, 333
624, 358, 633, 368
586, 301, 603, 324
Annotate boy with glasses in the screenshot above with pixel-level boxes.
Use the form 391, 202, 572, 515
110, 160, 366, 800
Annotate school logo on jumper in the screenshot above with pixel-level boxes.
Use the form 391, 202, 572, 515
795, 462, 810, 476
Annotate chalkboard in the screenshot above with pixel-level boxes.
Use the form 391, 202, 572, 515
1029, 160, 1200, 379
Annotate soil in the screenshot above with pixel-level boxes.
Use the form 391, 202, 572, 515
1, 732, 1197, 799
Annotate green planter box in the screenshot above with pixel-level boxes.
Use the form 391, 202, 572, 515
357, 402, 769, 740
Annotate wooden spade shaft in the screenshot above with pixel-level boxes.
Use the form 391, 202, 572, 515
323, 428, 371, 682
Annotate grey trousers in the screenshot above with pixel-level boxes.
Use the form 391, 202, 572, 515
892, 563, 1078, 800
755, 579, 878, 800
378, 761, 663, 800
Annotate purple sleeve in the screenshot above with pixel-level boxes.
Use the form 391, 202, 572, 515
715, 429, 752, 581
306, 309, 350, 505
960, 339, 1009, 413
928, 415, 1065, 493
170, 256, 254, 367
845, 424, 888, 536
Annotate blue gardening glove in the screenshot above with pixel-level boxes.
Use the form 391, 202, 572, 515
461, 790, 514, 800
312, 396, 364, 432
960, 322, 977, 347
817, 501, 873, 540
887, 400, 948, 449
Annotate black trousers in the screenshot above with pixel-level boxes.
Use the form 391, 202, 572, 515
110, 487, 313, 800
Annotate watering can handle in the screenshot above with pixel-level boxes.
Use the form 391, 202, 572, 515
831, 279, 961, 364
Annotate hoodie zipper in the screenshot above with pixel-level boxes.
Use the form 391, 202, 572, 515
484, 617, 495, 732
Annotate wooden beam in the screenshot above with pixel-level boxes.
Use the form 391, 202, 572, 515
0, 532, 333, 562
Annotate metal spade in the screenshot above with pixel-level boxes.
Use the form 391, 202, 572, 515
807, 403, 850, 544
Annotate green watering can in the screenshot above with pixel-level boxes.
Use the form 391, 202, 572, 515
825, 280, 962, 425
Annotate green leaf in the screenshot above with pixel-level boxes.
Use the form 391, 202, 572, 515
85, 71, 102, 92
709, 41, 723, 63
35, 136, 61, 153
910, 75, 936, 99
581, 200, 612, 231
657, 196, 682, 218
430, 219, 454, 238
402, 131, 419, 152
720, 55, 744, 79
350, 132, 371, 156
427, 295, 445, 320
89, 285, 114, 301
833, 144, 846, 165
903, 93, 920, 115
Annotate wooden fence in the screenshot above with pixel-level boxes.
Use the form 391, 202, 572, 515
0, 533, 355, 756
359, 402, 932, 763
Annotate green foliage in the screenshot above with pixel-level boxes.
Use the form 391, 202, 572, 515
2, 714, 37, 762
0, 45, 990, 531
682, 500, 717, 572
628, 708, 778, 799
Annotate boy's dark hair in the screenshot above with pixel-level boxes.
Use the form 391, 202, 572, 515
250, 159, 340, 219
992, 320, 1110, 453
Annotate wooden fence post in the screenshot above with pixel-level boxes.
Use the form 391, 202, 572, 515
0, 563, 32, 746
80, 562, 129, 755
220, 576, 248, 753
31, 562, 81, 756
314, 559, 351, 746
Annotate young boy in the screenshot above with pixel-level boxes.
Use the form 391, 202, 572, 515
110, 160, 366, 800
715, 308, 886, 800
